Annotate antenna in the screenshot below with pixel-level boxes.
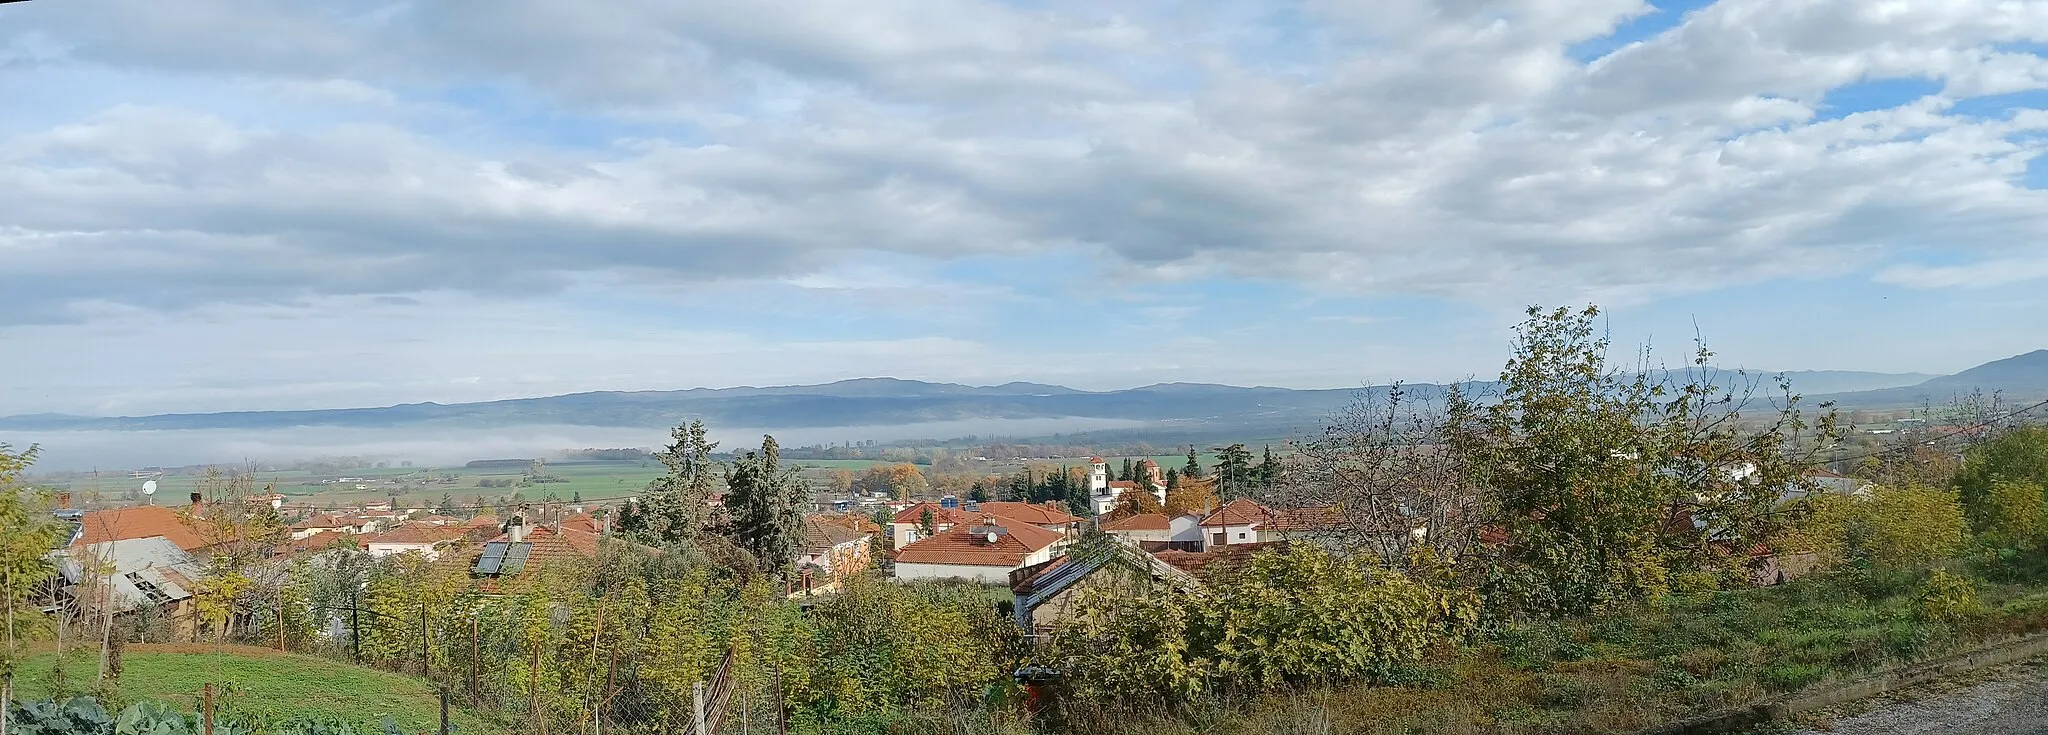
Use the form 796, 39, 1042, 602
142, 479, 158, 505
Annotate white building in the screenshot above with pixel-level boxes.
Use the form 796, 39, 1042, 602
892, 516, 1067, 584
1086, 458, 1166, 516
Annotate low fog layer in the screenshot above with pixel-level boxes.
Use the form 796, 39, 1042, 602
1, 417, 1147, 472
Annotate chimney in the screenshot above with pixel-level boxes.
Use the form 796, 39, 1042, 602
57, 492, 71, 510
507, 516, 527, 544
189, 492, 205, 517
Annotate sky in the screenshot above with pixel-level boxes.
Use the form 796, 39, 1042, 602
3, 0, 2047, 418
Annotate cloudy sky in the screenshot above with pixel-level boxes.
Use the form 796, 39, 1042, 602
3, 0, 2046, 417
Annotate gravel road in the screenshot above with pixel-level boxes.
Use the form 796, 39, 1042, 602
1790, 662, 2048, 735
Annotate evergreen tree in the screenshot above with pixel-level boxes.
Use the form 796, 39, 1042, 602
919, 507, 937, 536
572, 490, 583, 504
1212, 444, 1254, 498
1256, 445, 1282, 491
724, 434, 807, 575
1164, 467, 1181, 492
968, 481, 991, 503
614, 499, 645, 535
1120, 458, 1136, 482
1065, 472, 1093, 518
635, 420, 721, 544
435, 493, 455, 514
1183, 445, 1205, 480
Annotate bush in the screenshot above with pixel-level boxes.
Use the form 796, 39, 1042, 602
1975, 479, 2048, 549
1855, 486, 1969, 569
1915, 569, 1985, 626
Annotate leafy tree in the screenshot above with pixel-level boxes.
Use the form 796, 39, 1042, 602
3, 444, 64, 699
854, 464, 929, 500
967, 482, 990, 503
1975, 478, 2048, 550
1210, 444, 1254, 498
1164, 475, 1220, 519
828, 468, 857, 495
1111, 488, 1164, 518
724, 435, 807, 575
1849, 485, 1970, 569
1446, 305, 1838, 616
635, 421, 722, 544
1182, 446, 1205, 481
1957, 426, 2048, 530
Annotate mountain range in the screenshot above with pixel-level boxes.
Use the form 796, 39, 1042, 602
4, 351, 2043, 433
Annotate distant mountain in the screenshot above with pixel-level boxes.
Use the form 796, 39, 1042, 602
4, 355, 2037, 433
1811, 350, 2048, 409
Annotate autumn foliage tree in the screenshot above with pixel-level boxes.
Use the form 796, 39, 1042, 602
1447, 305, 1839, 616
1164, 475, 1220, 519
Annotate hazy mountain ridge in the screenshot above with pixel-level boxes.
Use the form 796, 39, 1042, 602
4, 357, 2041, 432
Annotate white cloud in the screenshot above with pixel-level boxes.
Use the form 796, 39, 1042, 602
2, 0, 2047, 413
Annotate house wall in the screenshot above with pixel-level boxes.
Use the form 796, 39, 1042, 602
1109, 527, 1172, 543
1204, 523, 1259, 551
367, 542, 440, 560
894, 562, 1016, 584
894, 546, 1055, 584
1168, 516, 1204, 543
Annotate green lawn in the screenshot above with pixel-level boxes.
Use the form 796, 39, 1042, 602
8, 645, 493, 733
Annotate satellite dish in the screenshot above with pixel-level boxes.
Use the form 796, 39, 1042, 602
142, 480, 158, 495
985, 531, 998, 544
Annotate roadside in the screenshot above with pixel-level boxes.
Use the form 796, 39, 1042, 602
1785, 657, 2048, 735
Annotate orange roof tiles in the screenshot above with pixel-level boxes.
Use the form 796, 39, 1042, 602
1199, 499, 1274, 528
890, 502, 978, 526
73, 505, 207, 552
1102, 513, 1171, 532
977, 502, 1081, 526
892, 516, 1065, 567
291, 530, 360, 554
466, 514, 502, 528
368, 523, 469, 546
560, 514, 601, 534
291, 512, 346, 531
804, 516, 869, 552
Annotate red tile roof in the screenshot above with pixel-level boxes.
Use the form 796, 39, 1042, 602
892, 516, 1065, 567
1154, 541, 1289, 574
1102, 513, 1171, 532
890, 502, 979, 526
291, 512, 346, 531
977, 502, 1081, 526
291, 530, 361, 554
561, 514, 601, 534
73, 505, 207, 552
804, 516, 869, 552
1199, 499, 1274, 528
368, 523, 469, 546
466, 514, 502, 528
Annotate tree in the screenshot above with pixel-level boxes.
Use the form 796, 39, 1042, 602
1164, 475, 1220, 519
1256, 446, 1282, 490
1975, 479, 2047, 549
854, 464, 929, 500
724, 435, 807, 575
3, 444, 64, 708
1957, 427, 2048, 531
1280, 383, 1485, 568
918, 508, 936, 536
1855, 485, 1969, 569
1182, 446, 1205, 480
828, 469, 857, 495
635, 421, 722, 544
1112, 488, 1165, 517
1446, 305, 1838, 616
1211, 444, 1254, 499
435, 493, 456, 514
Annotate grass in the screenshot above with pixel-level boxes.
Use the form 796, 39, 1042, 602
8, 644, 492, 733
1037, 552, 2048, 735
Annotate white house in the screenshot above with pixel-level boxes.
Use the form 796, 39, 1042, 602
1086, 458, 1167, 516
893, 516, 1067, 584
364, 523, 467, 560
1101, 512, 1206, 550
888, 502, 981, 549
1199, 499, 1274, 551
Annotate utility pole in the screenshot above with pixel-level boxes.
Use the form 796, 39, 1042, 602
202, 683, 215, 735
419, 601, 429, 679
469, 616, 480, 707
439, 689, 450, 735
277, 589, 287, 653
350, 588, 361, 663
692, 681, 707, 735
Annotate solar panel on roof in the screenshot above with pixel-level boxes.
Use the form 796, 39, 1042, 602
473, 541, 510, 574
500, 542, 533, 575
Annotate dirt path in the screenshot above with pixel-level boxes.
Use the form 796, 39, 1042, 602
1790, 660, 2048, 735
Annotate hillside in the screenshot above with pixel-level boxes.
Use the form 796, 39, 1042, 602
1, 357, 2038, 432
8, 644, 490, 732
1810, 350, 2048, 409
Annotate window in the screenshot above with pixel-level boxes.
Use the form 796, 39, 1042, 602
1237, 532, 1247, 540
1211, 533, 1225, 545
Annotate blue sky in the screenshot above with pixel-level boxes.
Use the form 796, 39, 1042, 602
2, 0, 2047, 416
